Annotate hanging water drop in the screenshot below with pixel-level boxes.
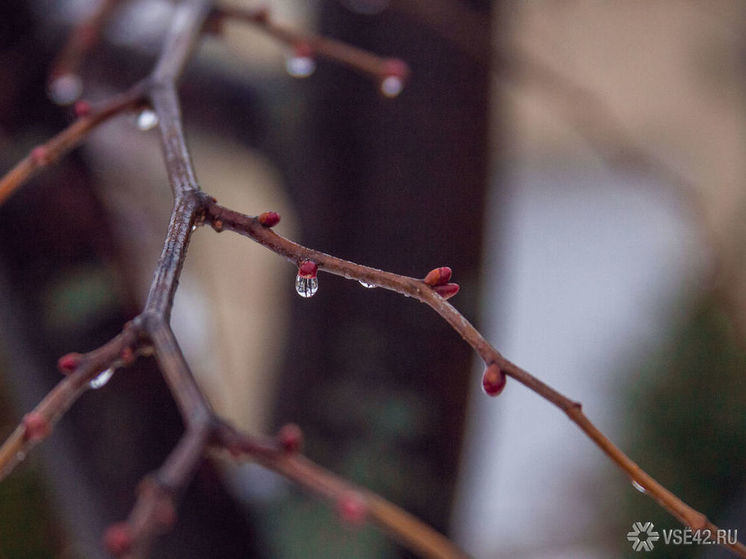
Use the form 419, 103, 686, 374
631, 480, 646, 494
358, 280, 375, 288
136, 109, 159, 131
89, 367, 114, 389
380, 75, 403, 98
48, 74, 83, 105
295, 275, 318, 298
286, 53, 316, 78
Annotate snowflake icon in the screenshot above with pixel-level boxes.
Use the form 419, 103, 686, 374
627, 521, 660, 551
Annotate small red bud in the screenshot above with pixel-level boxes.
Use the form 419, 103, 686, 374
381, 58, 409, 81
30, 146, 50, 165
432, 282, 459, 299
23, 412, 50, 442
258, 211, 281, 227
293, 42, 314, 59
277, 423, 303, 453
252, 7, 270, 23
298, 260, 318, 279
104, 523, 132, 555
120, 347, 135, 366
482, 363, 506, 397
337, 491, 367, 526
423, 266, 452, 286
154, 499, 176, 530
57, 352, 82, 375
212, 219, 224, 232
74, 100, 91, 117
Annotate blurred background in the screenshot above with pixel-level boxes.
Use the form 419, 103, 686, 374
0, 1, 744, 558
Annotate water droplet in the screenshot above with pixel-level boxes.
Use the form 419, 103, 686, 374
295, 275, 318, 298
286, 54, 316, 78
358, 280, 375, 288
631, 480, 646, 494
136, 109, 159, 131
191, 225, 197, 232
380, 76, 403, 98
48, 74, 83, 105
89, 368, 114, 389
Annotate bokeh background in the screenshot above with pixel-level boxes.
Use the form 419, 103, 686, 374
0, 1, 745, 558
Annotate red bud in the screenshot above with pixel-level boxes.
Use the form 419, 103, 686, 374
30, 146, 50, 165
74, 100, 91, 117
337, 491, 367, 526
57, 352, 82, 374
432, 282, 459, 299
23, 412, 50, 442
482, 363, 506, 397
298, 260, 318, 279
104, 523, 132, 555
381, 58, 409, 81
258, 211, 281, 227
423, 266, 452, 286
293, 42, 314, 58
277, 423, 303, 453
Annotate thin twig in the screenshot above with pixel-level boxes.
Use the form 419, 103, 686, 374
206, 201, 746, 558
0, 83, 146, 205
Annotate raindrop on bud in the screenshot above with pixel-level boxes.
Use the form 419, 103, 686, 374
89, 367, 114, 389
48, 74, 83, 105
136, 109, 159, 131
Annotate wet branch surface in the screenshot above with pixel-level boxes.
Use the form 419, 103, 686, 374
0, 0, 744, 557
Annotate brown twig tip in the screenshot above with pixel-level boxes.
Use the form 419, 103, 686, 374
74, 100, 91, 117
103, 523, 133, 556
482, 363, 506, 397
57, 352, 83, 375
423, 266, 452, 286
277, 423, 303, 453
22, 412, 51, 442
379, 59, 409, 98
257, 211, 281, 227
381, 58, 410, 81
30, 146, 51, 166
432, 283, 460, 300
298, 260, 318, 279
337, 491, 368, 526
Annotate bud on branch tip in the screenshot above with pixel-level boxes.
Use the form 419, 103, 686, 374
424, 266, 452, 286
482, 363, 506, 397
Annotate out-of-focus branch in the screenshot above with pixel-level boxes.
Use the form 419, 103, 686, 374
213, 5, 410, 88
0, 83, 146, 205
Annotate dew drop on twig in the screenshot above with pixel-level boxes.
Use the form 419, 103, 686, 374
89, 368, 114, 389
48, 74, 83, 106
358, 280, 375, 288
380, 76, 403, 98
631, 480, 646, 494
286, 54, 316, 79
295, 275, 318, 298
136, 109, 159, 131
